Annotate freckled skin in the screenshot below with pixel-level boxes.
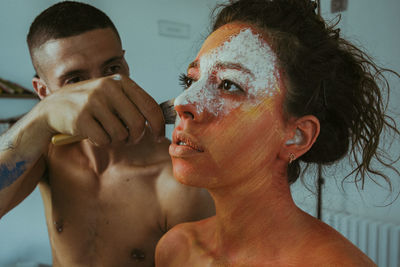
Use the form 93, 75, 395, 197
175, 26, 280, 118
156, 23, 377, 267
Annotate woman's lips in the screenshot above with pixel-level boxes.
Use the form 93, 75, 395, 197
170, 132, 204, 157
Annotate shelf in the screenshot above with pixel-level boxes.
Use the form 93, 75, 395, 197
0, 77, 37, 99
0, 94, 38, 99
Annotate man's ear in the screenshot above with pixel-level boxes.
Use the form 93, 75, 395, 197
32, 76, 50, 99
280, 115, 320, 162
122, 50, 130, 76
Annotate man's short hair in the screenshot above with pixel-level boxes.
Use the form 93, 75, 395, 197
27, 1, 120, 55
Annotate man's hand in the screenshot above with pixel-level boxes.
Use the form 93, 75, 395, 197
39, 74, 165, 146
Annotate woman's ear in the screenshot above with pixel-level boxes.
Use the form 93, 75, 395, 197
279, 115, 320, 162
32, 76, 50, 99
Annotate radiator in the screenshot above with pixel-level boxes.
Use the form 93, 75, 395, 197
322, 211, 400, 267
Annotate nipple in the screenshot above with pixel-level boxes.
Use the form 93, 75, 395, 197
131, 249, 146, 261
54, 220, 64, 233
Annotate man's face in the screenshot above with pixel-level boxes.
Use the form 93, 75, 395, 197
32, 27, 129, 93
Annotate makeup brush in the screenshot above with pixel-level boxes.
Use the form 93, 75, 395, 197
51, 99, 176, 146
159, 99, 176, 124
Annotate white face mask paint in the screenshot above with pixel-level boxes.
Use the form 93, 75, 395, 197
174, 28, 280, 117
286, 128, 303, 145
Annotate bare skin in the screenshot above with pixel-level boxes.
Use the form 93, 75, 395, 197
0, 28, 214, 266
155, 23, 377, 267
40, 131, 213, 267
157, 210, 376, 267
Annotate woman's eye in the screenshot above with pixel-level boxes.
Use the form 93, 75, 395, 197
220, 80, 243, 93
179, 73, 194, 90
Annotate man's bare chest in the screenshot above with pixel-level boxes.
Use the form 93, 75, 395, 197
40, 149, 170, 266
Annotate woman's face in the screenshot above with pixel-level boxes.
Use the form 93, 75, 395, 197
170, 23, 288, 189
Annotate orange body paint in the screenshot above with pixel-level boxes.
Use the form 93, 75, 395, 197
157, 21, 373, 267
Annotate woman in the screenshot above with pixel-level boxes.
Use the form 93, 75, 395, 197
156, 0, 398, 266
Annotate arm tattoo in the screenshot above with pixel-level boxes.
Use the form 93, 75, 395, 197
0, 161, 27, 190
0, 122, 27, 189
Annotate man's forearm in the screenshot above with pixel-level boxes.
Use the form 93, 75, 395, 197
0, 107, 51, 216
0, 121, 31, 190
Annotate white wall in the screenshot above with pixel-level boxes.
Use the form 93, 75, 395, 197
292, 0, 400, 224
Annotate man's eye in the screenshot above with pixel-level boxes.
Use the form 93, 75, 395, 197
104, 65, 122, 76
65, 77, 83, 84
179, 73, 194, 90
219, 80, 243, 93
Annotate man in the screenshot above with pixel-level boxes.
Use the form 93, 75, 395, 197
0, 2, 214, 266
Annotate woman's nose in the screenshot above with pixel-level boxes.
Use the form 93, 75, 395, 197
175, 103, 204, 122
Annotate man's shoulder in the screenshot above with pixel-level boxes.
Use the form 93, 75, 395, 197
155, 159, 202, 196
155, 165, 215, 228
156, 169, 214, 213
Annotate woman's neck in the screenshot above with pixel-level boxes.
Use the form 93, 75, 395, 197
207, 165, 307, 262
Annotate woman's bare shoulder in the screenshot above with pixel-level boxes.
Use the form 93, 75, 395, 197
301, 218, 377, 267
155, 223, 193, 266
155, 218, 214, 266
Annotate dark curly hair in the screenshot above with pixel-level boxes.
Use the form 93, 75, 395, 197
212, 0, 400, 187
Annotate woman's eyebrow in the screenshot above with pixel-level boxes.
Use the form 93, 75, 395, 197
187, 61, 254, 77
215, 62, 254, 76
187, 61, 198, 71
